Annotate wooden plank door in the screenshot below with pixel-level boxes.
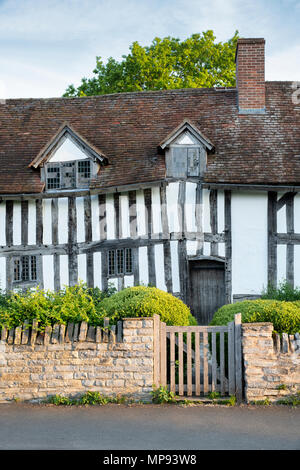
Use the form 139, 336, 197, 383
189, 260, 225, 325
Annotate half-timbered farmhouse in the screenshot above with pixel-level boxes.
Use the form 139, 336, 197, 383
0, 38, 299, 324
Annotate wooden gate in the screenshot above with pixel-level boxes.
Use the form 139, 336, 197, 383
153, 313, 243, 402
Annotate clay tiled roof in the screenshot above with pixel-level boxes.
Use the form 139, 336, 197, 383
0, 82, 299, 194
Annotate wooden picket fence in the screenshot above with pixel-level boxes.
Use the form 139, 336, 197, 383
153, 314, 243, 401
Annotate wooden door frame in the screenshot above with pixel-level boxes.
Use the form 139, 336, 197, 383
186, 255, 227, 320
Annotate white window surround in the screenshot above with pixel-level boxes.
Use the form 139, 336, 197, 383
175, 131, 198, 146
48, 136, 90, 163
29, 123, 107, 192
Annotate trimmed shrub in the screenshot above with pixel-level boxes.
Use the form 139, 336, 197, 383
0, 284, 196, 330
210, 299, 300, 335
100, 286, 197, 326
0, 283, 108, 331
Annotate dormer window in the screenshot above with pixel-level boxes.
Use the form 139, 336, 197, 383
45, 159, 92, 190
29, 123, 107, 191
159, 120, 214, 180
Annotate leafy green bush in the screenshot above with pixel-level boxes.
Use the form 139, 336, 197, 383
0, 284, 196, 330
0, 283, 109, 331
100, 286, 196, 326
261, 281, 300, 301
210, 299, 300, 335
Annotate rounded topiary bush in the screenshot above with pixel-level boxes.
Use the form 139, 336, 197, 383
101, 286, 197, 326
210, 299, 300, 335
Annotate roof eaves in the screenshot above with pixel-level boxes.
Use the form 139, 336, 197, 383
159, 118, 214, 151
28, 122, 108, 168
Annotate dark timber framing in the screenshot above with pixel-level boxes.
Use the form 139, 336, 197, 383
144, 188, 156, 286
2, 183, 298, 307
209, 189, 218, 256
68, 196, 78, 286
224, 190, 232, 304
268, 191, 277, 287
276, 191, 297, 287
21, 200, 28, 246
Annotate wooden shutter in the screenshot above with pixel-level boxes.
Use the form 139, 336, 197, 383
171, 148, 188, 177
187, 148, 200, 176
61, 162, 76, 188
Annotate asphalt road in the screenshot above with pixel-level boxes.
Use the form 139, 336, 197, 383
0, 403, 299, 450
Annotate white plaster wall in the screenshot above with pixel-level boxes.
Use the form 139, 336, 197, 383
186, 240, 197, 256
13, 201, 22, 246
277, 245, 286, 284
218, 242, 225, 257
138, 246, 148, 286
185, 182, 197, 232
151, 187, 162, 234
120, 192, 130, 238
294, 193, 300, 233
106, 194, 115, 240
42, 255, 54, 291
58, 198, 68, 244
170, 240, 180, 293
203, 242, 210, 256
277, 193, 286, 233
93, 252, 102, 289
154, 244, 167, 291
294, 245, 300, 289
217, 190, 225, 234
42, 199, 52, 245
202, 188, 211, 233
59, 254, 69, 289
166, 182, 180, 233
78, 254, 87, 283
0, 202, 5, 246
231, 192, 268, 296
91, 195, 100, 242
124, 275, 134, 288
76, 197, 85, 243
136, 190, 146, 237
28, 200, 36, 245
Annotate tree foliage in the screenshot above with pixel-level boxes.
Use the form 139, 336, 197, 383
63, 30, 239, 97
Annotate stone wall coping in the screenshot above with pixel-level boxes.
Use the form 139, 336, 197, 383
123, 317, 154, 321
242, 322, 273, 328
0, 316, 157, 347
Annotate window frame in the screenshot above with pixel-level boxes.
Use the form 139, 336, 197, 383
45, 158, 94, 191
13, 255, 38, 285
107, 248, 133, 278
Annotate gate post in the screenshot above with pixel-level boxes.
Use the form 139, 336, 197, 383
160, 321, 167, 387
228, 320, 236, 396
153, 314, 161, 387
234, 313, 243, 402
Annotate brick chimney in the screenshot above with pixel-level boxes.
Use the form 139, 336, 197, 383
235, 38, 266, 114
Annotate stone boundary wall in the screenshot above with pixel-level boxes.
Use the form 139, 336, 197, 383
0, 317, 155, 403
242, 323, 300, 402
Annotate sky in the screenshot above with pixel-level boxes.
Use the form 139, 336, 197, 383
0, 0, 299, 99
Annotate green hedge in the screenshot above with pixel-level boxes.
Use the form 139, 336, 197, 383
100, 286, 197, 326
210, 299, 300, 335
0, 284, 197, 330
0, 284, 109, 331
